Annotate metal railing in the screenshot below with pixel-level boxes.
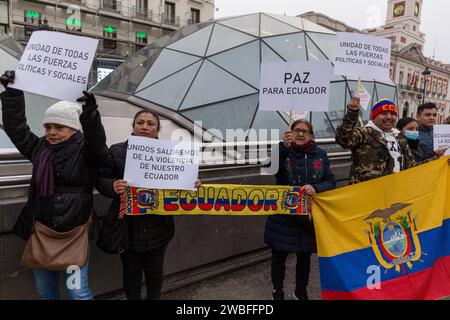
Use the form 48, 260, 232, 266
132, 6, 155, 21
399, 84, 422, 93
12, 24, 145, 60
163, 13, 180, 27
0, 138, 350, 188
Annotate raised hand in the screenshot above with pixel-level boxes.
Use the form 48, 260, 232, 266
76, 90, 98, 116
283, 130, 295, 148
347, 96, 361, 112
0, 70, 15, 89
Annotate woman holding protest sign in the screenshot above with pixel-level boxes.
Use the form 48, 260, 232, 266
0, 70, 109, 300
264, 119, 336, 300
96, 110, 201, 300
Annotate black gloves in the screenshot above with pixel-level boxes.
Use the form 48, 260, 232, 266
0, 70, 15, 89
77, 90, 98, 117
0, 70, 23, 96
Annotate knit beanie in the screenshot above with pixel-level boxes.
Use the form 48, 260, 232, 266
371, 99, 398, 120
42, 101, 82, 131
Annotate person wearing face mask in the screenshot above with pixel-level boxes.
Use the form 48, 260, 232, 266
264, 119, 336, 300
336, 97, 416, 184
396, 117, 439, 162
96, 110, 201, 300
0, 70, 109, 300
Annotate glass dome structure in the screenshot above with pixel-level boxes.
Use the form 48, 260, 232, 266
94, 13, 397, 141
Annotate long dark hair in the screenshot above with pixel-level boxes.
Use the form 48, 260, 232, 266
132, 110, 161, 131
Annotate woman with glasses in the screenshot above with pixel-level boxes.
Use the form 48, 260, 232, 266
264, 119, 336, 300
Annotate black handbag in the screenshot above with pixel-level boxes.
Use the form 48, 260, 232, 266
96, 209, 129, 254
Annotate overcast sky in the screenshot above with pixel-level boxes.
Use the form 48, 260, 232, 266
214, 0, 450, 64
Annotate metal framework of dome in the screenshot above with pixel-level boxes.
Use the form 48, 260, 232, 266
94, 13, 397, 141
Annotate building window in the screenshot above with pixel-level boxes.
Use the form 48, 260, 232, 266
102, 0, 118, 11
400, 37, 406, 43
413, 25, 416, 31
164, 2, 176, 24
136, 0, 148, 18
190, 8, 200, 24
136, 32, 148, 44
24, 10, 41, 25
103, 26, 117, 50
399, 71, 404, 85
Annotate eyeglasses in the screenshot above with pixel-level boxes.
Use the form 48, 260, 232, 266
292, 128, 310, 135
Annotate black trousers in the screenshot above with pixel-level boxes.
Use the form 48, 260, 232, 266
120, 246, 167, 300
271, 249, 311, 293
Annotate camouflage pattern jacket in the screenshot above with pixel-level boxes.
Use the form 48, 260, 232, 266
336, 108, 416, 184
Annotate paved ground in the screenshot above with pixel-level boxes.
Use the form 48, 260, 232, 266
161, 254, 322, 300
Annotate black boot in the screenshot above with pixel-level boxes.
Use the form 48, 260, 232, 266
293, 289, 309, 300
272, 289, 284, 300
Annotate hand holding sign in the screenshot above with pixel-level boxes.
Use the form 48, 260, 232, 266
113, 179, 128, 195
435, 147, 449, 157
0, 70, 23, 96
0, 70, 14, 89
283, 130, 295, 148
77, 90, 98, 117
347, 96, 361, 112
433, 125, 450, 157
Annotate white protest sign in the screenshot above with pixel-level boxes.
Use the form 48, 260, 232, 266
433, 125, 450, 156
284, 111, 308, 121
355, 83, 371, 110
334, 32, 391, 81
124, 136, 200, 190
10, 31, 98, 102
259, 61, 331, 112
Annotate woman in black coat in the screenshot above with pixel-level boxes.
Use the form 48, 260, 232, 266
0, 71, 108, 300
264, 119, 336, 300
97, 110, 199, 300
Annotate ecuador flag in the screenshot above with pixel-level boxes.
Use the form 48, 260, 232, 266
313, 157, 450, 300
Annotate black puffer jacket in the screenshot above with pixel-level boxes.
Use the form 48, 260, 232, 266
0, 90, 108, 240
405, 137, 438, 162
264, 142, 336, 253
96, 141, 175, 253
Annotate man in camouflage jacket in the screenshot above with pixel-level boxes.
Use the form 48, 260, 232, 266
336, 97, 416, 184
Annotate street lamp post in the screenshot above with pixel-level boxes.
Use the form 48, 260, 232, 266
421, 67, 431, 104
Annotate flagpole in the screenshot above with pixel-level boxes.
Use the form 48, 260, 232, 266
355, 77, 364, 127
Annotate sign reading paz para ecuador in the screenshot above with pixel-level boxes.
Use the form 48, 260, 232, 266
433, 125, 450, 156
9, 31, 98, 102
334, 32, 392, 81
259, 61, 332, 112
124, 136, 200, 191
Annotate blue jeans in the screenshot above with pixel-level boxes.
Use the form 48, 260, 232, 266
32, 259, 93, 300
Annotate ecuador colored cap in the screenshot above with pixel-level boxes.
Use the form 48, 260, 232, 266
371, 99, 398, 120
